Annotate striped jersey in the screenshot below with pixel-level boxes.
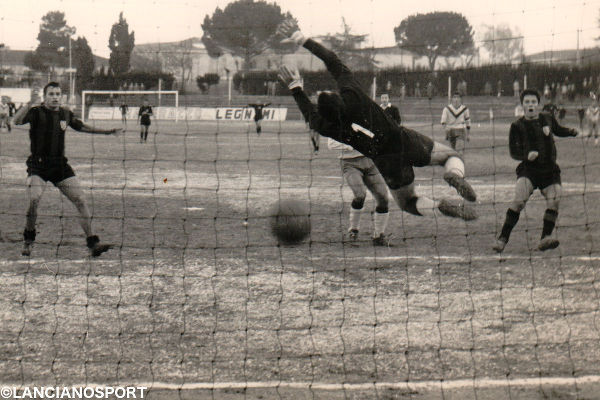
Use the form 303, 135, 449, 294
441, 104, 470, 129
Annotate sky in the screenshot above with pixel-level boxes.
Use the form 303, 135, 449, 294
1, 0, 599, 58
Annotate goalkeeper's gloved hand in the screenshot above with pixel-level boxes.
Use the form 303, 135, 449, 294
277, 19, 306, 45
278, 65, 303, 90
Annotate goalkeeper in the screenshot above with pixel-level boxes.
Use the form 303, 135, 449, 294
277, 21, 477, 220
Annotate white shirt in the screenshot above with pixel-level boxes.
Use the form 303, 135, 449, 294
441, 104, 470, 129
0, 103, 8, 116
327, 138, 362, 159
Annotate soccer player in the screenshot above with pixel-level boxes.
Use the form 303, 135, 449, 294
0, 96, 10, 132
119, 100, 129, 130
583, 95, 600, 146
13, 82, 120, 257
7, 98, 16, 130
138, 99, 153, 143
328, 137, 391, 246
441, 92, 471, 151
248, 102, 271, 135
493, 89, 579, 253
380, 94, 401, 125
277, 21, 477, 221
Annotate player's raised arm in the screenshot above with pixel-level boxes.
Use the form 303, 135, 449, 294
547, 114, 578, 137
277, 20, 351, 81
13, 88, 41, 125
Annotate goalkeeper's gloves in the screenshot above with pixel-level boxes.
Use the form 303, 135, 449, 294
278, 65, 304, 90
277, 20, 306, 45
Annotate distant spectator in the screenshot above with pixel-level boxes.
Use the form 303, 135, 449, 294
484, 81, 492, 96
497, 80, 502, 97
414, 82, 422, 97
400, 83, 407, 99
513, 79, 520, 98
426, 81, 434, 100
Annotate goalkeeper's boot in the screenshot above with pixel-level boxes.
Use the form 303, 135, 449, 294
538, 237, 559, 251
437, 198, 477, 221
22, 229, 35, 256
444, 172, 477, 202
493, 237, 508, 253
372, 233, 393, 247
87, 235, 112, 258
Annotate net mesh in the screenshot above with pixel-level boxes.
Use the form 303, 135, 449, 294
0, 2, 599, 399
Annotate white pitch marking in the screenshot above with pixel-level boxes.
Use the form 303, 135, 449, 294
184, 207, 205, 211
4, 375, 600, 391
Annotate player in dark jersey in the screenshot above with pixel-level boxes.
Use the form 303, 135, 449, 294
380, 94, 401, 125
248, 102, 271, 134
138, 99, 153, 143
277, 21, 477, 221
13, 82, 120, 257
119, 100, 129, 130
493, 89, 579, 253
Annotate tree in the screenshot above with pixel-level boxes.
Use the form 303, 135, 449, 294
201, 0, 295, 70
321, 18, 377, 71
481, 24, 524, 64
108, 12, 135, 76
394, 12, 474, 71
24, 11, 75, 73
72, 36, 95, 92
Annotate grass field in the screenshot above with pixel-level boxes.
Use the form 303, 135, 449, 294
0, 110, 599, 399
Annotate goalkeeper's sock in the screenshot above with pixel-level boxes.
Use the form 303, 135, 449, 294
499, 208, 520, 241
444, 156, 465, 178
541, 209, 558, 239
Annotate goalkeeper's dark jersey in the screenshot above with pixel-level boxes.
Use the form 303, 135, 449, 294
301, 39, 415, 157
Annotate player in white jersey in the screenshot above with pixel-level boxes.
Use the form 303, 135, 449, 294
583, 94, 600, 146
0, 96, 10, 132
441, 92, 471, 151
328, 138, 391, 246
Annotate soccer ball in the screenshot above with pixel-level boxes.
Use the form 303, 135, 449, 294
270, 199, 311, 245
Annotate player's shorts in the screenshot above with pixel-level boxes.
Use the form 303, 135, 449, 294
140, 116, 151, 126
373, 128, 434, 189
446, 128, 466, 139
516, 162, 561, 190
27, 163, 76, 186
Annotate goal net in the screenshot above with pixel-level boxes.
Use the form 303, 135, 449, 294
0, 2, 599, 399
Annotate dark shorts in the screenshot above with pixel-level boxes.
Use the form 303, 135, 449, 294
373, 129, 434, 189
141, 116, 151, 126
516, 162, 561, 190
27, 162, 76, 186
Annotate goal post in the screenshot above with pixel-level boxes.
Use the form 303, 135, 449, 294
81, 90, 179, 122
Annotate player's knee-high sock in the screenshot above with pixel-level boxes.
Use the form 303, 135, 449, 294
499, 208, 520, 241
349, 207, 361, 232
25, 202, 39, 232
373, 211, 389, 237
144, 128, 148, 141
541, 209, 558, 239
444, 156, 465, 178
415, 197, 436, 216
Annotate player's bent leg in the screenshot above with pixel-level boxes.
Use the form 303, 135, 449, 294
430, 142, 477, 201
494, 177, 533, 252
57, 177, 112, 257
23, 175, 47, 256
538, 183, 562, 251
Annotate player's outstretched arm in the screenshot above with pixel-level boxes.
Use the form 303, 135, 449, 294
549, 115, 579, 137
77, 121, 120, 136
278, 65, 329, 134
277, 20, 350, 81
13, 88, 41, 125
